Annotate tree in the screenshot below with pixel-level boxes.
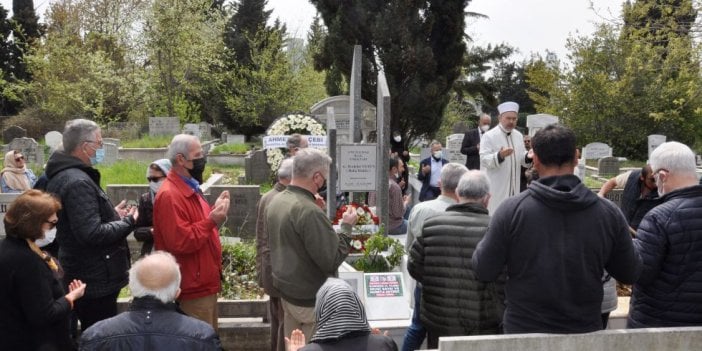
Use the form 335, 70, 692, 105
0, 4, 24, 115
526, 12, 702, 159
453, 43, 515, 113
311, 0, 469, 145
223, 0, 274, 67
11, 0, 42, 81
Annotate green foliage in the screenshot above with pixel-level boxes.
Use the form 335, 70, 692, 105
120, 136, 173, 148
220, 241, 264, 299
352, 232, 404, 273
310, 1, 469, 145
95, 159, 213, 188
210, 143, 250, 154
526, 1, 702, 160
223, 0, 274, 67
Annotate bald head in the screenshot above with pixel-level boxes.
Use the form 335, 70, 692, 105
129, 251, 181, 303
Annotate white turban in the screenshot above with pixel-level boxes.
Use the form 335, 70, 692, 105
497, 101, 519, 115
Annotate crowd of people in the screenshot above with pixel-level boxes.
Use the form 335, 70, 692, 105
1, 104, 701, 351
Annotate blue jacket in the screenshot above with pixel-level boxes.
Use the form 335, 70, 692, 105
417, 156, 448, 201
628, 185, 702, 328
79, 296, 221, 350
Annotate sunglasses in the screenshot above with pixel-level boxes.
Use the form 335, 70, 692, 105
15, 156, 24, 162
147, 176, 166, 183
45, 219, 58, 229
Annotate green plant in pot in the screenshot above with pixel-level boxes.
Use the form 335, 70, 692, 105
352, 232, 404, 273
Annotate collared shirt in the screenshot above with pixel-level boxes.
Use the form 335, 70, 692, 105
429, 157, 442, 187
405, 194, 457, 252
179, 174, 200, 193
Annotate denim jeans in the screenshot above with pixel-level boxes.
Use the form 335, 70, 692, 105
401, 284, 426, 351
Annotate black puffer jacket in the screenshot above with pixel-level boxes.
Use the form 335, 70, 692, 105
408, 202, 503, 336
45, 151, 135, 298
629, 185, 702, 327
79, 296, 221, 350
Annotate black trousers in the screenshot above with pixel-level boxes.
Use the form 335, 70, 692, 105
74, 291, 120, 332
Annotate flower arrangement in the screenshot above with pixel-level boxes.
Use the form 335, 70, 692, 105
265, 114, 326, 171
333, 202, 379, 226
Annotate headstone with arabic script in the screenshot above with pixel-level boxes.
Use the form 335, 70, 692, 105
445, 133, 467, 164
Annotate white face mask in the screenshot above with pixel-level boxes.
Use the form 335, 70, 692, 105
149, 180, 164, 194
480, 124, 490, 132
36, 227, 57, 248
432, 150, 442, 159
393, 136, 401, 143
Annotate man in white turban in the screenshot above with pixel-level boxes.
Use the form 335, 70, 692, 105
479, 102, 533, 213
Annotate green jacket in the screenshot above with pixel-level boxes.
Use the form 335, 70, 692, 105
266, 185, 352, 307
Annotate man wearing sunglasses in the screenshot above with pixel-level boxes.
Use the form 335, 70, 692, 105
45, 119, 139, 332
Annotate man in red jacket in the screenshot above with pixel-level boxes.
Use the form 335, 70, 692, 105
153, 134, 230, 331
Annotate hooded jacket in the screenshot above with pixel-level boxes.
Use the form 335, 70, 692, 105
472, 174, 640, 334
45, 151, 135, 299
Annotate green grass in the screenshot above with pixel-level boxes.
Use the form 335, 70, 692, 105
120, 135, 173, 148
210, 143, 251, 155
96, 160, 215, 187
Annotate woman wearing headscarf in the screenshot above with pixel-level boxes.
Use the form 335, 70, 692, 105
287, 278, 398, 351
0, 190, 87, 350
1, 149, 37, 193
134, 159, 172, 257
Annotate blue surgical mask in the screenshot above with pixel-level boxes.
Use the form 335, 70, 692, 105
90, 148, 105, 165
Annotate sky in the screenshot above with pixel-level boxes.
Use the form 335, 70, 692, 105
1, 0, 626, 61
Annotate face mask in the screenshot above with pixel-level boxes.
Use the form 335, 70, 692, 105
36, 227, 57, 248
89, 148, 105, 166
394, 136, 401, 143
432, 150, 442, 160
149, 180, 164, 194
187, 157, 207, 184
480, 125, 490, 132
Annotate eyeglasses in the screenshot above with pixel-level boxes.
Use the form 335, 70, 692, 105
85, 140, 104, 148
14, 156, 24, 162
147, 176, 165, 183
45, 219, 58, 229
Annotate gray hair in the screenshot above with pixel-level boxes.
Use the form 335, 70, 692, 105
287, 134, 307, 150
440, 163, 468, 193
62, 119, 99, 153
456, 170, 490, 201
129, 251, 181, 304
277, 158, 294, 181
650, 141, 697, 177
292, 148, 331, 179
166, 134, 200, 163
429, 140, 442, 149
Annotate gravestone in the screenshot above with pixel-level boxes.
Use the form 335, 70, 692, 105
349, 45, 362, 143
226, 134, 246, 144
338, 144, 377, 192
452, 121, 469, 134
45, 131, 63, 152
103, 142, 119, 165
107, 121, 141, 139
647, 134, 666, 160
106, 185, 147, 208
199, 122, 212, 140
583, 142, 613, 160
149, 117, 180, 136
376, 71, 391, 233
244, 150, 270, 184
597, 157, 620, 178
310, 96, 377, 144
103, 138, 120, 148
445, 134, 467, 164
7, 138, 43, 166
363, 272, 409, 320
207, 185, 260, 239
526, 114, 559, 136
0, 193, 21, 237
183, 123, 200, 137
3, 126, 26, 144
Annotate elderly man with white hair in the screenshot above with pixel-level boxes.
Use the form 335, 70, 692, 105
408, 170, 503, 348
479, 101, 532, 213
628, 141, 702, 328
267, 148, 358, 341
79, 251, 221, 350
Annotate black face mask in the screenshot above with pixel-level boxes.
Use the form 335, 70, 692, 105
187, 157, 207, 184
317, 173, 327, 194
